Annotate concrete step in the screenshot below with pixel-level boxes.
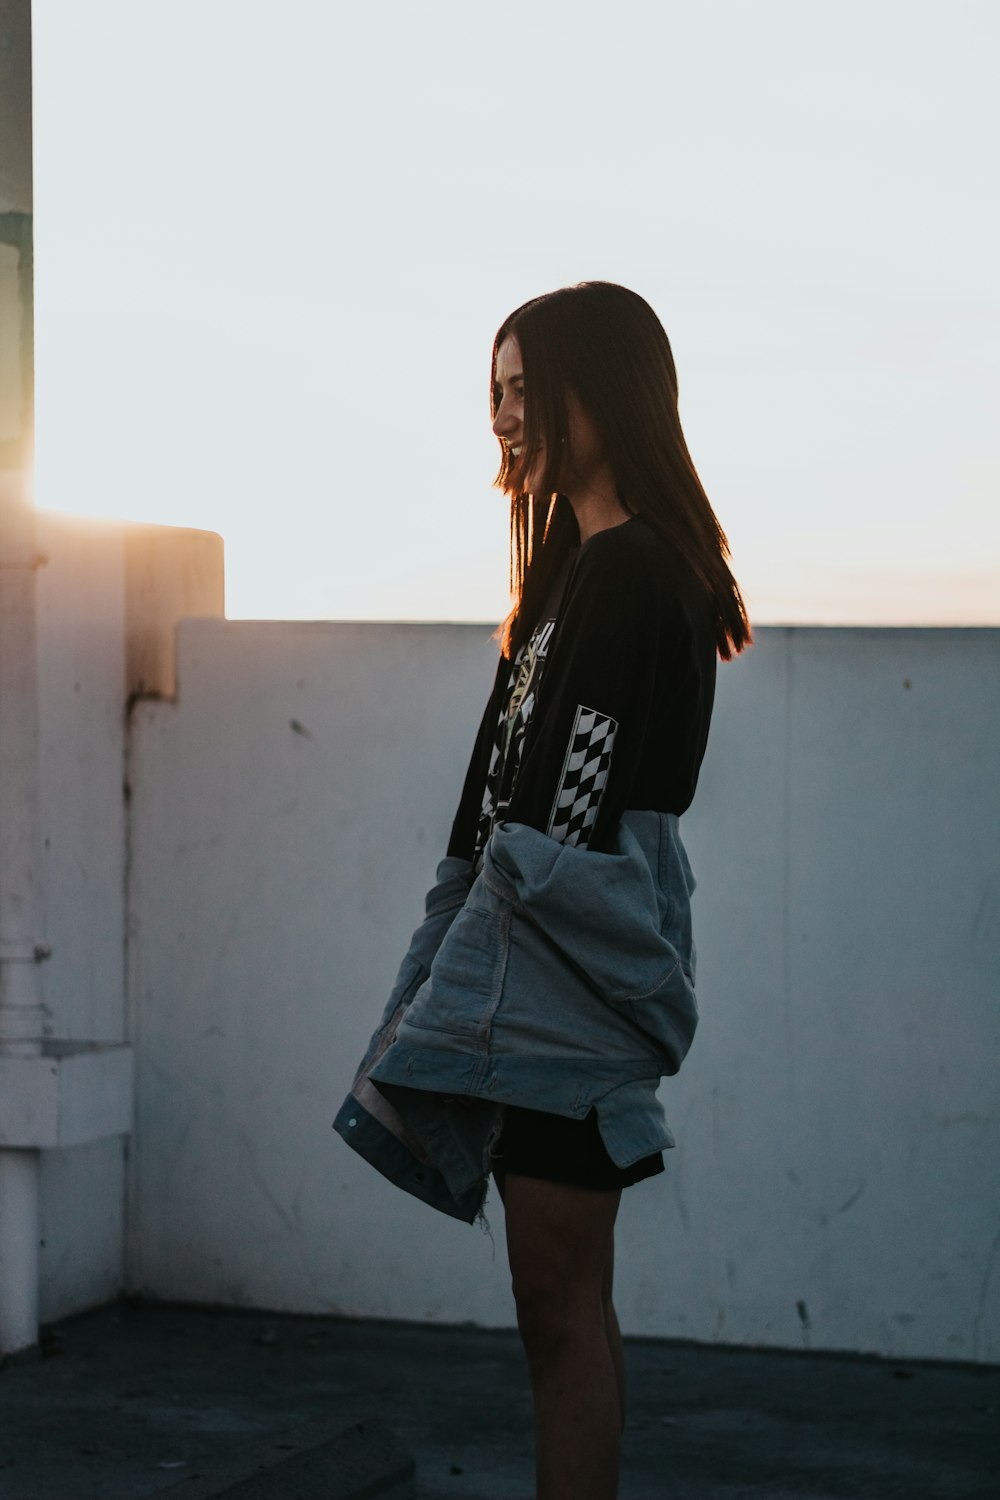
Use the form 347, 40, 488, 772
159, 1415, 414, 1500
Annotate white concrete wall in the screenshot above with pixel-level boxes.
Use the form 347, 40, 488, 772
636, 628, 1000, 1362
126, 621, 1000, 1362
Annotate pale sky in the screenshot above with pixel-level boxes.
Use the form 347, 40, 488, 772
31, 0, 1000, 624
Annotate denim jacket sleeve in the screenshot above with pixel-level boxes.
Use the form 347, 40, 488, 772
373, 855, 476, 1031
333, 852, 495, 1225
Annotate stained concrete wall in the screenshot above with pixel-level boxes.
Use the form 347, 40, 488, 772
126, 622, 1000, 1362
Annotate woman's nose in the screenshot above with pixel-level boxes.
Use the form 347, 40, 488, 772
493, 397, 519, 440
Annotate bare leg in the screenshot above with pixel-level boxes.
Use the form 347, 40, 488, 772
602, 1237, 626, 1433
502, 1172, 623, 1500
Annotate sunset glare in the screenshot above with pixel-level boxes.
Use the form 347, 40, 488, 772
31, 0, 1000, 625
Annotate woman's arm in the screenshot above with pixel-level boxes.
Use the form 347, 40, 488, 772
446, 655, 508, 861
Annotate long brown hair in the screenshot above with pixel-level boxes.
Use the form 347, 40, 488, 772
491, 282, 751, 661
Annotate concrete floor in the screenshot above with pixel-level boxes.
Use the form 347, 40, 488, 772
1, 1301, 997, 1500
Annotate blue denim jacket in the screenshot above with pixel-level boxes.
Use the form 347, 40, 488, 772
334, 809, 698, 1222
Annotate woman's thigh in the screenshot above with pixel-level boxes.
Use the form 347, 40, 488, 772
502, 1173, 621, 1315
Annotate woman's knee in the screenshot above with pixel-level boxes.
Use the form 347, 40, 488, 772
509, 1245, 608, 1350
513, 1282, 605, 1367
510, 1258, 583, 1324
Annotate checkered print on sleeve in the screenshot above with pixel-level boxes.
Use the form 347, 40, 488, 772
545, 704, 618, 848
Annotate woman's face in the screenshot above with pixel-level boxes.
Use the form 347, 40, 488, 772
492, 336, 533, 485
492, 334, 606, 498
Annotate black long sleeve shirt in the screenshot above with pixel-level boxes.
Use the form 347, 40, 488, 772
448, 516, 718, 864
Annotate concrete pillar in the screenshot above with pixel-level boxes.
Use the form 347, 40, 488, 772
125, 523, 225, 701
0, 0, 43, 1355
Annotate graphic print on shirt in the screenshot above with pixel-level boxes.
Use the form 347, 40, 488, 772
473, 616, 556, 865
546, 704, 618, 848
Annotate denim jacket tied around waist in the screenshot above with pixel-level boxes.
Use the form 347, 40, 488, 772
334, 808, 698, 1223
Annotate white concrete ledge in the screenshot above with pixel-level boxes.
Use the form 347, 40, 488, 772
0, 1042, 133, 1148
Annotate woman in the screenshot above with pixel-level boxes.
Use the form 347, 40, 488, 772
336, 281, 750, 1499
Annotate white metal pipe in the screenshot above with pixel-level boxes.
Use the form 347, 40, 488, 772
0, 1151, 38, 1352
0, 487, 46, 1362
0, 0, 41, 1357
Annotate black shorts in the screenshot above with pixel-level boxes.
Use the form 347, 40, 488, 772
491, 1105, 664, 1193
